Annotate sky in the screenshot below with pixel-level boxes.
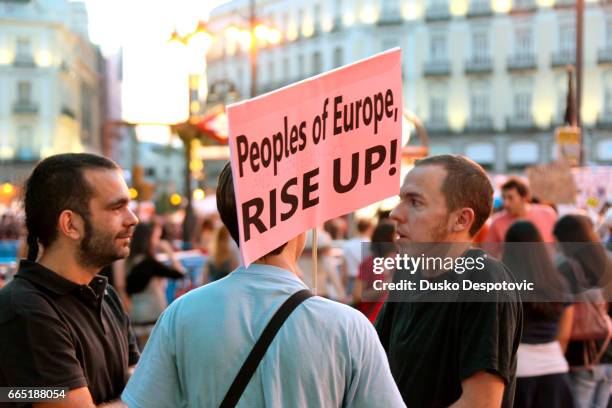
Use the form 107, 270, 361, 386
82, 0, 227, 124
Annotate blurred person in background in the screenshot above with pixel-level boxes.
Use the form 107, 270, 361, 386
126, 221, 185, 348
485, 177, 557, 244
193, 218, 216, 254
340, 218, 374, 299
298, 229, 345, 301
353, 221, 395, 323
503, 220, 574, 408
202, 225, 240, 283
0, 153, 139, 407
554, 214, 612, 408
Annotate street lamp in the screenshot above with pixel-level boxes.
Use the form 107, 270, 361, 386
168, 15, 281, 245
169, 21, 214, 245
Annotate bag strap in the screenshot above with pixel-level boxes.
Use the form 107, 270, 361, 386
219, 289, 314, 408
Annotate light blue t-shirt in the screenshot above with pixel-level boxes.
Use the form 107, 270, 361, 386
122, 264, 405, 407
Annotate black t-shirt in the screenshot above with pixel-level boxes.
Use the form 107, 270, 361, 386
521, 304, 569, 344
375, 249, 523, 408
0, 260, 140, 406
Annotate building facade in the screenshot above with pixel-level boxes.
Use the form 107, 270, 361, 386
0, 0, 102, 183
207, 0, 612, 173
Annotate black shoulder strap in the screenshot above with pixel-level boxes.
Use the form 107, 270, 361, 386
219, 289, 314, 408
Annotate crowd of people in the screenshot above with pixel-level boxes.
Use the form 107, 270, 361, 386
0, 152, 611, 407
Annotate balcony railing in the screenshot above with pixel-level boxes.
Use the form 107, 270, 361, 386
465, 57, 493, 74
425, 120, 452, 135
467, 2, 493, 18
13, 54, 35, 67
424, 60, 451, 77
598, 48, 612, 64
15, 149, 40, 162
506, 116, 537, 132
378, 9, 403, 25
425, 5, 451, 21
507, 54, 537, 71
596, 113, 612, 129
465, 117, 495, 133
551, 51, 575, 67
12, 101, 38, 114
510, 0, 537, 13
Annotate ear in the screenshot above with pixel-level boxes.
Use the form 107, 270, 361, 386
452, 208, 475, 234
57, 210, 85, 241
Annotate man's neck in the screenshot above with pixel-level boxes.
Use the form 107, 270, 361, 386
511, 203, 530, 218
38, 248, 98, 286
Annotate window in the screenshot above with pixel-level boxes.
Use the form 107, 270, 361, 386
17, 81, 31, 103
16, 37, 31, 60
268, 61, 275, 84
17, 126, 36, 160
430, 35, 446, 61
283, 57, 290, 81
430, 98, 446, 122
382, 0, 400, 15
297, 54, 304, 77
472, 32, 488, 62
605, 88, 612, 115
298, 9, 304, 35
312, 51, 322, 74
333, 47, 343, 68
470, 0, 490, 11
560, 24, 576, 55
607, 20, 612, 48
514, 92, 531, 119
471, 93, 489, 120
515, 28, 532, 57
514, 0, 534, 8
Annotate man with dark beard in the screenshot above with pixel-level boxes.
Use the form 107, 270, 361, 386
0, 153, 139, 407
375, 155, 523, 407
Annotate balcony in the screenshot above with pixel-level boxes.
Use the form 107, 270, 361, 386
465, 57, 493, 74
467, 2, 493, 18
506, 116, 537, 132
12, 101, 38, 114
598, 48, 612, 64
331, 17, 342, 32
378, 10, 403, 25
13, 54, 35, 68
424, 60, 451, 77
596, 113, 612, 129
15, 149, 40, 163
425, 120, 452, 135
425, 5, 451, 22
551, 51, 575, 67
465, 117, 495, 133
507, 54, 537, 71
510, 0, 537, 13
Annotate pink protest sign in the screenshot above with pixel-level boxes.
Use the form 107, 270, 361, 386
227, 48, 402, 266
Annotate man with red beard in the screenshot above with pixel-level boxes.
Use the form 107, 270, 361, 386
375, 155, 522, 407
0, 154, 139, 407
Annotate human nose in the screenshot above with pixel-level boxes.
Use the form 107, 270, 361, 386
125, 208, 139, 228
390, 203, 404, 224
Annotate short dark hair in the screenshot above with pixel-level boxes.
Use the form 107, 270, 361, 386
23, 153, 119, 261
216, 162, 286, 258
501, 177, 530, 198
356, 219, 373, 234
414, 154, 493, 236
